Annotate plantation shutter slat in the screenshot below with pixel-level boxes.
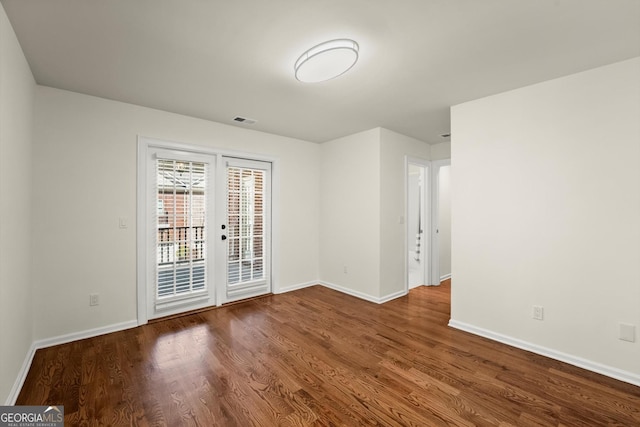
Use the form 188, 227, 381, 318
226, 166, 265, 286
155, 158, 208, 307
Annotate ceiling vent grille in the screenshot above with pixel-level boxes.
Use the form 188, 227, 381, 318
233, 116, 257, 125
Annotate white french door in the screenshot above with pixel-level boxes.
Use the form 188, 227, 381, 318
216, 157, 272, 304
138, 139, 273, 323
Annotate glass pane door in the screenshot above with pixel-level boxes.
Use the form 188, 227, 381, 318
155, 157, 209, 311
222, 158, 271, 303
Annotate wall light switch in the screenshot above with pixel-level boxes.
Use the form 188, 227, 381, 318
619, 323, 636, 342
533, 305, 544, 321
90, 293, 99, 306
119, 217, 128, 229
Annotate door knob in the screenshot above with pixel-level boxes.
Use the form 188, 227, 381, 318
221, 235, 227, 241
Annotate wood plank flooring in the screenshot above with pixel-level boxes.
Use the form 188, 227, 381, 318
17, 280, 640, 426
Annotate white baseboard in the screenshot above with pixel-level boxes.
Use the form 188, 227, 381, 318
318, 281, 379, 303
276, 280, 408, 305
319, 281, 407, 304
5, 342, 37, 405
440, 273, 451, 281
33, 320, 138, 350
5, 320, 138, 405
273, 281, 317, 294
378, 289, 407, 304
448, 319, 640, 388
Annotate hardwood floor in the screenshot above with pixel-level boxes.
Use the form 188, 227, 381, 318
17, 280, 640, 426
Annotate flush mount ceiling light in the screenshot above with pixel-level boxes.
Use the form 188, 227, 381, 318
294, 39, 359, 83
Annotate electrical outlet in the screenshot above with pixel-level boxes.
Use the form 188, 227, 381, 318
90, 293, 99, 306
533, 305, 544, 320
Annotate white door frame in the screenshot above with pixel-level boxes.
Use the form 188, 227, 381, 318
430, 159, 451, 286
136, 136, 279, 325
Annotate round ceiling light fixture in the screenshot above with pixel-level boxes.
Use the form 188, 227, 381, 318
294, 39, 359, 83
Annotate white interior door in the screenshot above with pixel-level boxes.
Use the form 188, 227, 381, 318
217, 157, 272, 304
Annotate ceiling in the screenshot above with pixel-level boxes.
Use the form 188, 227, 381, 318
2, 0, 639, 144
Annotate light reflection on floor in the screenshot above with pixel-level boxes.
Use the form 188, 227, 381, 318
151, 324, 211, 370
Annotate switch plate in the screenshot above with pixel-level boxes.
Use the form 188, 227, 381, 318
90, 294, 99, 306
533, 305, 544, 320
119, 217, 128, 229
620, 323, 636, 342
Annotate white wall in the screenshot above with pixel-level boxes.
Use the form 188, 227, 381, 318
438, 165, 451, 279
319, 128, 382, 297
451, 57, 640, 381
0, 3, 35, 403
32, 86, 320, 341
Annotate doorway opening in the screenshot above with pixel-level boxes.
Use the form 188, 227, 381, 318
406, 158, 430, 289
405, 157, 452, 290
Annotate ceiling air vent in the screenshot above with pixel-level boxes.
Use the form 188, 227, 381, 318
233, 116, 257, 125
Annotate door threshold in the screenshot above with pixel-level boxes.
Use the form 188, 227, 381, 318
149, 293, 273, 323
